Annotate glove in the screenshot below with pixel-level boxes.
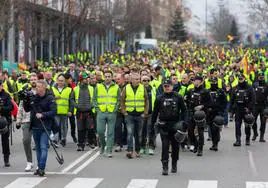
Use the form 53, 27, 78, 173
16, 123, 21, 129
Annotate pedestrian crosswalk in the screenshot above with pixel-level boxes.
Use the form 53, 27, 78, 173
2, 177, 268, 188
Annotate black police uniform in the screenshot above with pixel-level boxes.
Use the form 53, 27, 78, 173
252, 79, 268, 142
185, 84, 211, 156
0, 88, 14, 167
230, 81, 255, 146
151, 90, 187, 175
207, 83, 227, 151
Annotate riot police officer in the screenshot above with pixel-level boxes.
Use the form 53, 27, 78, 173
151, 79, 187, 176
0, 80, 14, 167
252, 71, 268, 142
185, 75, 211, 156
207, 78, 227, 151
231, 73, 255, 146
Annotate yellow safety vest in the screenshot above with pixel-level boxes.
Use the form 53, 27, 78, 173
151, 87, 156, 111
125, 84, 145, 112
205, 78, 223, 89
52, 87, 72, 115
73, 85, 94, 115
3, 80, 14, 98
96, 83, 119, 113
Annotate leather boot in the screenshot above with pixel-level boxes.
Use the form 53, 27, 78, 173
171, 161, 177, 173
246, 137, 250, 146
260, 133, 266, 142
162, 160, 168, 176
4, 156, 10, 167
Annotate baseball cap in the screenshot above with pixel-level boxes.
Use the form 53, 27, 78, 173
163, 79, 172, 85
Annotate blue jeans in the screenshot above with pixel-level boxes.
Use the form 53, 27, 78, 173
32, 129, 50, 170
125, 115, 143, 152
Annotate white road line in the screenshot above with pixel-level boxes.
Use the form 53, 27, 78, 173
246, 182, 268, 188
0, 172, 74, 175
248, 150, 258, 177
126, 179, 158, 188
188, 180, 218, 188
64, 178, 103, 188
61, 148, 97, 173
4, 177, 46, 188
72, 151, 100, 174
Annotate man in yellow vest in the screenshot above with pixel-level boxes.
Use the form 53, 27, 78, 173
71, 72, 95, 151
140, 75, 156, 155
93, 70, 120, 157
120, 73, 149, 158
51, 74, 73, 147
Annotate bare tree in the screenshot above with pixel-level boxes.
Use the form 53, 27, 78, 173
247, 0, 268, 31
208, 4, 235, 42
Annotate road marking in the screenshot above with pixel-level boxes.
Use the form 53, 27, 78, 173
72, 151, 100, 174
64, 178, 103, 188
4, 177, 46, 188
126, 179, 158, 188
61, 148, 97, 173
248, 150, 258, 177
188, 180, 218, 188
246, 182, 268, 188
0, 172, 74, 175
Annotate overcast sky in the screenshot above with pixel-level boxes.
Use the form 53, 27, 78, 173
185, 0, 249, 33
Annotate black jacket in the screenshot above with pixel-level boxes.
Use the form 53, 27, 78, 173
0, 90, 13, 122
24, 90, 56, 130
151, 91, 187, 125
230, 82, 255, 113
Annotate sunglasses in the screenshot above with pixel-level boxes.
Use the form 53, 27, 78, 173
142, 80, 149, 82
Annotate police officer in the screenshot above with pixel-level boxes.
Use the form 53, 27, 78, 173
0, 80, 13, 167
252, 71, 268, 142
231, 73, 255, 146
152, 79, 187, 176
207, 78, 227, 151
185, 75, 211, 156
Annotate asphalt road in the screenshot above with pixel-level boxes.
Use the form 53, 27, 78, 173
0, 121, 268, 188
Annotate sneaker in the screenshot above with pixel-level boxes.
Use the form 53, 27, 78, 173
38, 169, 45, 177
33, 169, 39, 175
88, 144, 96, 149
148, 149, 154, 155
162, 168, 168, 176
77, 146, 84, 151
189, 145, 194, 152
107, 153, 113, 158
114, 145, 122, 152
139, 148, 145, 154
25, 162, 33, 172
126, 152, 133, 159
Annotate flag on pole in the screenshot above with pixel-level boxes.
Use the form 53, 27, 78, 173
240, 51, 249, 75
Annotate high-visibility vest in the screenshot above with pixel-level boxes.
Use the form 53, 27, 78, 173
73, 85, 94, 115
178, 85, 187, 97
151, 87, 156, 111
205, 78, 223, 89
96, 83, 119, 113
125, 84, 145, 112
187, 83, 194, 91
16, 81, 28, 91
52, 87, 72, 115
3, 80, 14, 98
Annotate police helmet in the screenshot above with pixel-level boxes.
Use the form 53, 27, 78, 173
244, 113, 255, 128
212, 115, 224, 128
263, 108, 268, 118
193, 110, 206, 127
0, 116, 8, 134
174, 121, 187, 143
